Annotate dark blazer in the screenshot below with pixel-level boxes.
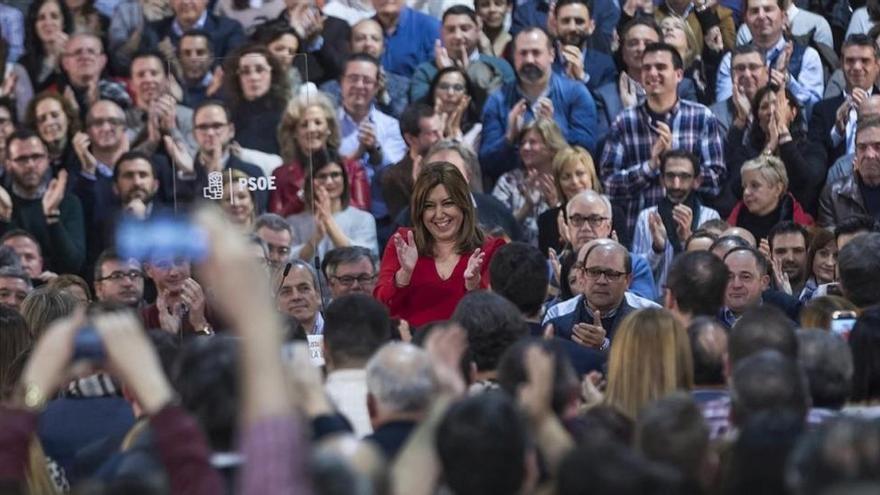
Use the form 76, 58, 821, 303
365, 420, 417, 461
272, 14, 350, 84
379, 155, 415, 222
806, 94, 847, 171
145, 13, 246, 59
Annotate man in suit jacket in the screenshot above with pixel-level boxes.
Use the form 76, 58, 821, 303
806, 34, 880, 171
144, 0, 246, 59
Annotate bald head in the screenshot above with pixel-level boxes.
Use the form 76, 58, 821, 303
351, 18, 384, 59
859, 95, 880, 119
720, 227, 757, 247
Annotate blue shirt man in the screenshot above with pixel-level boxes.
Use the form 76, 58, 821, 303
373, 0, 440, 77
480, 27, 598, 184
550, 0, 616, 90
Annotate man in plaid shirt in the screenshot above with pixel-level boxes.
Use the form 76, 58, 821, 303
600, 42, 725, 239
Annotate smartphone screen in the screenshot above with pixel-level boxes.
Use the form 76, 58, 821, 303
831, 317, 856, 340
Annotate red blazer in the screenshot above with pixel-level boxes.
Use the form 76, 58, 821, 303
727, 192, 815, 228
268, 157, 371, 217
374, 228, 507, 328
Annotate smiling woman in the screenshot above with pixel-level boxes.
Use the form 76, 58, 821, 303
374, 162, 506, 328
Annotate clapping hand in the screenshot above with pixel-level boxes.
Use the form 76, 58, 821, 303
72, 132, 97, 175
464, 248, 485, 291
393, 230, 419, 286
42, 170, 68, 219
572, 311, 606, 349
0, 183, 12, 221
649, 121, 672, 170
672, 204, 693, 243
506, 99, 528, 143
560, 44, 585, 81
648, 211, 668, 252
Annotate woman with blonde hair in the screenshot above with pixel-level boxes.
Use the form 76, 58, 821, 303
659, 15, 723, 105
537, 145, 601, 253
492, 118, 568, 246
604, 308, 694, 419
727, 154, 813, 241
270, 91, 370, 217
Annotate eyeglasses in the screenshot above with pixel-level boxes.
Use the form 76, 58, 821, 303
580, 266, 627, 281
343, 74, 377, 87
331, 274, 376, 286
238, 65, 271, 76
194, 122, 228, 132
97, 270, 143, 282
437, 82, 466, 93
568, 214, 609, 228
315, 171, 343, 182
87, 117, 125, 129
10, 153, 47, 166
732, 63, 765, 73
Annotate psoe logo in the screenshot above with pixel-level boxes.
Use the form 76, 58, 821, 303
203, 171, 277, 201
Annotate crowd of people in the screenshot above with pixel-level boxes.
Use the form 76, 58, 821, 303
2, 0, 880, 492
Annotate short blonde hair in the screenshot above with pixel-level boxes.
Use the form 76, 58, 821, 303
604, 308, 694, 419
277, 91, 341, 164
740, 155, 789, 194
517, 118, 568, 157
552, 146, 602, 202
660, 16, 698, 67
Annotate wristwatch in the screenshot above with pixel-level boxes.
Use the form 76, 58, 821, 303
197, 323, 215, 336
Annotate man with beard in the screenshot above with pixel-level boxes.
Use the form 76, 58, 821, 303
480, 27, 597, 185
767, 221, 809, 297
820, 116, 880, 226
58, 33, 132, 121
177, 30, 222, 108
93, 248, 145, 307
600, 43, 724, 239
551, 0, 617, 91
632, 149, 721, 294
0, 130, 85, 275
409, 5, 514, 102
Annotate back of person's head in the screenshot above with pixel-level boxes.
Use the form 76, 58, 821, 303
787, 417, 880, 495
451, 291, 529, 373
725, 409, 805, 495
0, 306, 31, 399
605, 308, 694, 419
312, 435, 388, 495
833, 214, 878, 244
0, 245, 21, 270
687, 317, 728, 387
838, 232, 880, 307
729, 306, 797, 364
570, 404, 635, 446
709, 234, 752, 258
323, 294, 392, 369
848, 306, 880, 402
797, 329, 852, 410
799, 296, 859, 331
497, 338, 579, 417
20, 286, 77, 338
173, 336, 239, 452
365, 342, 437, 415
488, 242, 549, 318
436, 392, 532, 495
730, 350, 810, 427
557, 441, 680, 495
636, 393, 710, 491
666, 251, 729, 318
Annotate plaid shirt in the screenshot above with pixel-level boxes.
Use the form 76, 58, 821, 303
599, 99, 725, 236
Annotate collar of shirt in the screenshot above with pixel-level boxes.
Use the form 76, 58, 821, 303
11, 180, 46, 200
786, 3, 799, 20
172, 10, 208, 37
313, 312, 324, 335
764, 36, 788, 66
580, 295, 622, 321
340, 103, 376, 127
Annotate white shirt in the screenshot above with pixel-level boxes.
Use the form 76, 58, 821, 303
338, 105, 407, 180
325, 368, 373, 437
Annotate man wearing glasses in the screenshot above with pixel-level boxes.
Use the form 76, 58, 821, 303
255, 213, 295, 270
543, 239, 659, 350
322, 246, 378, 299
0, 130, 86, 275
58, 33, 132, 120
631, 149, 721, 294
93, 248, 145, 307
561, 189, 656, 300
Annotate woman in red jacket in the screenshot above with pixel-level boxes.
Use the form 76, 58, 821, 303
269, 92, 370, 216
375, 162, 506, 328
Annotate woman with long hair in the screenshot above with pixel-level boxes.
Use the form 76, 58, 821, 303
270, 91, 370, 216
799, 228, 839, 301
21, 0, 74, 92
422, 66, 487, 151
287, 149, 378, 261
223, 43, 290, 155
25, 91, 82, 175
604, 308, 694, 419
375, 162, 506, 327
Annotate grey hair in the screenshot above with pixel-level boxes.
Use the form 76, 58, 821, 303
567, 189, 613, 217
0, 266, 31, 288
366, 342, 437, 414
322, 246, 378, 278
424, 139, 484, 192
255, 213, 293, 236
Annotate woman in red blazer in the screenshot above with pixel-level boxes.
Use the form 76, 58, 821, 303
375, 162, 506, 328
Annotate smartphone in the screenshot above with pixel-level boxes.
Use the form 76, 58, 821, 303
830, 311, 858, 340
116, 215, 209, 264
